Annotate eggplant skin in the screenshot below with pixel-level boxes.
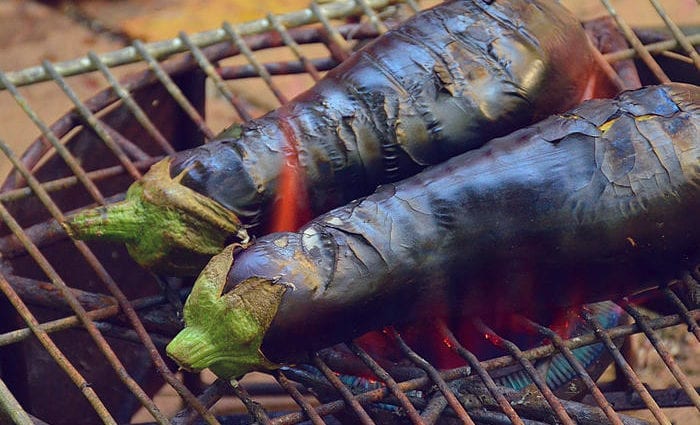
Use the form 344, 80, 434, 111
67, 0, 600, 275
172, 0, 596, 225
167, 83, 700, 378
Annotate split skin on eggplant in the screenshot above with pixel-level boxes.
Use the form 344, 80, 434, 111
166, 83, 700, 380
64, 0, 608, 275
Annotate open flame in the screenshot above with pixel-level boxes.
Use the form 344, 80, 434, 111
269, 119, 312, 233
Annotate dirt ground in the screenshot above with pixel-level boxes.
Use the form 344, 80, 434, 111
0, 0, 698, 424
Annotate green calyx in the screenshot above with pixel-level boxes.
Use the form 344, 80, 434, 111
63, 159, 249, 275
166, 245, 287, 379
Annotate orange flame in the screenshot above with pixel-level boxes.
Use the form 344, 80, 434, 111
270, 119, 312, 233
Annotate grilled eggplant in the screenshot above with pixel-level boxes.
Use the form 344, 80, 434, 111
166, 83, 700, 379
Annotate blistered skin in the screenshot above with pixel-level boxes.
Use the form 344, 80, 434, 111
223, 84, 700, 364
170, 0, 597, 228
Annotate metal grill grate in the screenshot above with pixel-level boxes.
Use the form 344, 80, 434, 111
0, 0, 699, 424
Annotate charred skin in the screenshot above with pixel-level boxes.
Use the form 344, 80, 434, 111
66, 0, 602, 275
167, 83, 700, 379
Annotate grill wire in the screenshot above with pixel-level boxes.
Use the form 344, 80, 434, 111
0, 0, 698, 424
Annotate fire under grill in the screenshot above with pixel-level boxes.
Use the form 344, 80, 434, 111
0, 0, 699, 424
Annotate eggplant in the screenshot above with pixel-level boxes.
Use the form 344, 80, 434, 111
166, 83, 700, 379
65, 0, 607, 275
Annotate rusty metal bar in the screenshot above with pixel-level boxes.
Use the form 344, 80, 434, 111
5, 273, 116, 313
603, 31, 700, 63
0, 285, 187, 347
598, 0, 671, 83
217, 57, 339, 80
355, 0, 390, 34
582, 308, 672, 425
172, 379, 231, 425
473, 319, 576, 425
132, 39, 217, 141
621, 300, 700, 413
681, 271, 700, 308
87, 51, 177, 155
389, 328, 475, 425
520, 317, 625, 425
267, 13, 323, 82
647, 0, 700, 71
177, 31, 254, 121
0, 376, 34, 425
312, 354, 376, 425
590, 43, 630, 91
0, 70, 108, 206
41, 61, 144, 180
663, 286, 700, 342
0, 156, 151, 204
179, 378, 314, 425
661, 50, 695, 64
437, 321, 525, 425
310, 1, 353, 61
0, 214, 77, 259
99, 120, 151, 160
229, 381, 274, 425
347, 342, 425, 424
419, 391, 448, 425
277, 371, 327, 425
92, 321, 172, 347
0, 304, 113, 348
0, 271, 117, 425
502, 386, 650, 425
582, 387, 700, 411
222, 22, 291, 105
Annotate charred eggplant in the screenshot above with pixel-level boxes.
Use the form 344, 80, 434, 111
167, 83, 700, 379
